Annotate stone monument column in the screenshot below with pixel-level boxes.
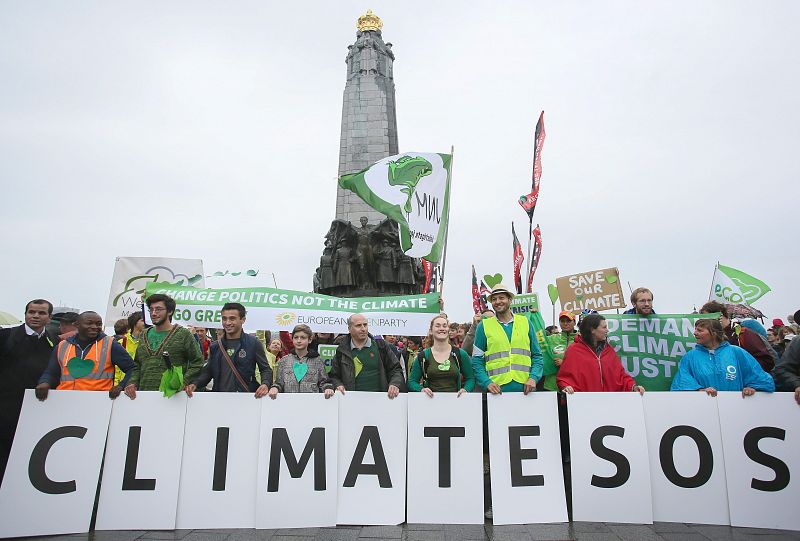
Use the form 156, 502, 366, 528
334, 9, 399, 225
314, 11, 423, 297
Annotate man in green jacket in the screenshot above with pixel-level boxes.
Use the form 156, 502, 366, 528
124, 294, 203, 398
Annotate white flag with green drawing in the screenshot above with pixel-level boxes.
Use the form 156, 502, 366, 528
709, 263, 771, 305
338, 152, 451, 262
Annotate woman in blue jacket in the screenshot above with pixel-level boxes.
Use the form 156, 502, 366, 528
671, 318, 775, 396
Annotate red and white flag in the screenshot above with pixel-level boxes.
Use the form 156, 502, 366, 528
527, 225, 542, 293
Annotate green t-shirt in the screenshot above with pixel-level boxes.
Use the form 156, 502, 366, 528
424, 349, 460, 393
147, 329, 169, 351
354, 341, 381, 392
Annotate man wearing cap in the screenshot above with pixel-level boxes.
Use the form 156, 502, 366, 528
54, 312, 79, 340
542, 310, 578, 391
471, 284, 543, 395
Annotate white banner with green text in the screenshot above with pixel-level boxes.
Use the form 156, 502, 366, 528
144, 282, 439, 335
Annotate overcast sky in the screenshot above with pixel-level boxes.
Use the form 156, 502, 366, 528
1, 1, 797, 326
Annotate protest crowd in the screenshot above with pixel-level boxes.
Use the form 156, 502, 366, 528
0, 284, 798, 521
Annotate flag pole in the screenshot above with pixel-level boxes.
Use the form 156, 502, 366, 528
437, 145, 455, 298
525, 215, 534, 292
707, 261, 719, 302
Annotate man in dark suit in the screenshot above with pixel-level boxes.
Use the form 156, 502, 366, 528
0, 299, 60, 482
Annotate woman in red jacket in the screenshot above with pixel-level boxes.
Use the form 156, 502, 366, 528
557, 313, 645, 395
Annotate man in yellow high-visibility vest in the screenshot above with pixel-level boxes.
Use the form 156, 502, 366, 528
471, 284, 543, 395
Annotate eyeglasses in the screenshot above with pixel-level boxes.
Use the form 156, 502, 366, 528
149, 307, 167, 313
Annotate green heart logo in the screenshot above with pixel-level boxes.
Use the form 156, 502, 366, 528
67, 357, 94, 379
576, 293, 583, 301
605, 274, 618, 284
483, 273, 504, 289
293, 361, 309, 382
547, 284, 559, 304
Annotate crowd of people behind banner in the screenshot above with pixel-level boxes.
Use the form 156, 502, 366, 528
1, 285, 799, 518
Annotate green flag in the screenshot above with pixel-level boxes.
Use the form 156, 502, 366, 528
159, 366, 184, 398
711, 264, 771, 305
525, 310, 556, 377
338, 152, 452, 262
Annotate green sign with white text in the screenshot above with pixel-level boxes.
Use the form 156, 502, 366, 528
604, 313, 709, 391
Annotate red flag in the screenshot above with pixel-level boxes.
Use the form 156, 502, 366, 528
512, 223, 525, 294
471, 265, 481, 314
422, 258, 432, 293
518, 111, 546, 220
527, 225, 542, 293
480, 281, 490, 312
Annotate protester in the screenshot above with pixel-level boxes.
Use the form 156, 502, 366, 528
457, 323, 468, 345
766, 328, 780, 349
544, 310, 578, 391
671, 318, 775, 396
194, 327, 210, 360
776, 326, 796, 358
186, 303, 270, 397
113, 318, 129, 341
0, 299, 59, 482
35, 311, 134, 400
545, 325, 558, 335
773, 312, 800, 405
408, 315, 474, 396
623, 287, 655, 316
329, 313, 405, 398
771, 318, 785, 334
700, 301, 774, 372
462, 308, 494, 356
116, 312, 144, 385
124, 294, 204, 398
471, 284, 543, 395
382, 334, 406, 377
557, 313, 645, 394
265, 338, 284, 382
54, 311, 79, 340
739, 318, 779, 367
268, 324, 333, 398
401, 336, 422, 377
448, 322, 461, 348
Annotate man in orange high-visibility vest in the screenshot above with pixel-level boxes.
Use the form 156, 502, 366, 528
35, 312, 134, 401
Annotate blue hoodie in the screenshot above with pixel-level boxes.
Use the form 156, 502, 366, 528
670, 340, 775, 392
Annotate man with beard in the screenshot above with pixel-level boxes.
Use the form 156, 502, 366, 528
470, 284, 543, 520
624, 287, 656, 316
124, 294, 204, 398
329, 313, 404, 398
185, 303, 271, 396
35, 311, 134, 400
0, 299, 60, 482
471, 284, 543, 395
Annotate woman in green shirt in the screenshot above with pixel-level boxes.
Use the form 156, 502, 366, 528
409, 315, 474, 397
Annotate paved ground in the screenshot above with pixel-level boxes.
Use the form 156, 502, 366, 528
22, 523, 800, 541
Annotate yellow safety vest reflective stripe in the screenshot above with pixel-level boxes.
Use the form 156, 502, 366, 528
484, 314, 532, 386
